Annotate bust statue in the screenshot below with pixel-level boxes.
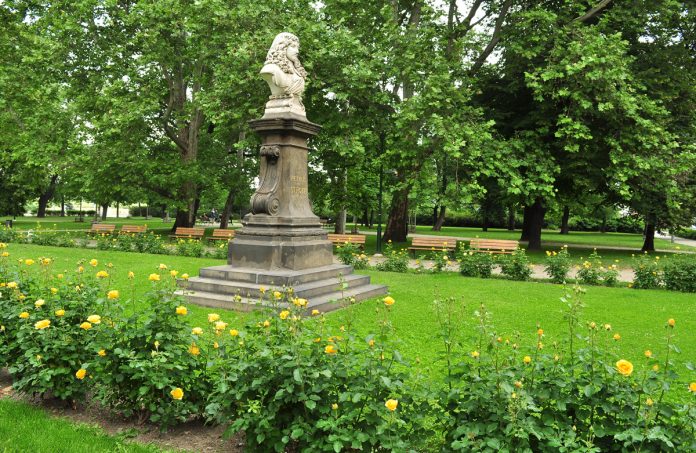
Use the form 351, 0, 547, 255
260, 32, 307, 118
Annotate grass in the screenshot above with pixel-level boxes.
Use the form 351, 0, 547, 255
5, 243, 695, 378
0, 399, 173, 453
2, 243, 695, 448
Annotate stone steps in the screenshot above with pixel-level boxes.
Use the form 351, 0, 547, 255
179, 263, 387, 313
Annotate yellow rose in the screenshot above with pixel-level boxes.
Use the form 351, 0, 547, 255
188, 344, 200, 355
181, 273, 189, 280
262, 320, 270, 328
229, 329, 239, 337
159, 263, 168, 270
616, 359, 634, 376
192, 327, 203, 335
311, 309, 320, 316
385, 399, 398, 411
34, 299, 45, 308
215, 321, 228, 331
293, 298, 307, 307
24, 259, 35, 266
80, 322, 92, 330
644, 350, 652, 358
55, 309, 65, 317
604, 323, 612, 331
667, 318, 675, 327
170, 387, 184, 400
523, 356, 532, 364
279, 310, 290, 320
98, 349, 106, 357
96, 270, 109, 279
50, 287, 58, 294
7, 281, 17, 289
514, 381, 523, 389
34, 319, 51, 330
213, 341, 219, 349
368, 339, 375, 347
107, 290, 119, 300
324, 344, 337, 355
613, 334, 621, 341
89, 259, 98, 267
273, 291, 282, 300
470, 351, 480, 359
259, 286, 266, 294
383, 296, 395, 306
0, 252, 8, 257
176, 306, 188, 315
170, 270, 178, 277
148, 273, 160, 281
87, 315, 101, 324
41, 258, 51, 266
78, 266, 84, 273
127, 271, 135, 279
537, 328, 544, 336
208, 313, 220, 323
652, 364, 659, 372
18, 294, 25, 301
689, 382, 696, 393
645, 397, 654, 406
19, 312, 29, 319
75, 368, 87, 380
331, 403, 338, 410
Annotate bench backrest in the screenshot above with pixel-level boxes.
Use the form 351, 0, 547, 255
211, 229, 235, 238
120, 225, 147, 233
327, 234, 366, 244
469, 239, 519, 251
174, 227, 205, 237
411, 237, 457, 249
90, 224, 116, 232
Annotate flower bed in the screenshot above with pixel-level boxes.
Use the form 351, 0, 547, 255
1, 243, 695, 451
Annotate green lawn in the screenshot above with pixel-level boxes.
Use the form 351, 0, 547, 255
0, 399, 172, 453
5, 243, 695, 378
2, 243, 695, 449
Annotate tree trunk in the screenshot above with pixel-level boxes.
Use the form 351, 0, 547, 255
520, 205, 532, 241
101, 204, 108, 220
600, 214, 607, 233
61, 197, 65, 217
507, 205, 515, 231
560, 206, 570, 234
351, 214, 358, 233
641, 221, 656, 252
383, 186, 409, 243
362, 207, 369, 228
432, 206, 438, 226
116, 202, 120, 218
433, 206, 446, 231
334, 209, 346, 234
482, 212, 489, 232
220, 187, 236, 229
37, 175, 58, 218
520, 198, 546, 250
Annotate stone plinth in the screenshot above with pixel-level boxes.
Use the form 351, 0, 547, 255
227, 116, 334, 271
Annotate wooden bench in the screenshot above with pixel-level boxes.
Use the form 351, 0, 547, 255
88, 224, 116, 235
408, 237, 458, 257
119, 225, 147, 235
327, 234, 366, 249
170, 227, 205, 240
469, 238, 519, 254
208, 229, 235, 242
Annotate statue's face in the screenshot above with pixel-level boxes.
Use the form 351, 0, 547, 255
286, 41, 299, 60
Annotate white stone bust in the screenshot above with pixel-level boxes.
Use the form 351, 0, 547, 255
260, 32, 307, 118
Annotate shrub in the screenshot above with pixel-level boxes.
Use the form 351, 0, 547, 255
500, 248, 532, 281
457, 247, 495, 278
175, 239, 204, 258
430, 247, 453, 273
335, 242, 370, 269
207, 242, 229, 260
632, 253, 662, 289
662, 255, 696, 292
205, 294, 414, 452
0, 226, 22, 243
91, 271, 205, 428
433, 288, 696, 452
543, 246, 571, 283
376, 241, 408, 273
132, 232, 169, 255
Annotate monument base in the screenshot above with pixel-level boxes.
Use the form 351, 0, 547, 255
178, 263, 387, 313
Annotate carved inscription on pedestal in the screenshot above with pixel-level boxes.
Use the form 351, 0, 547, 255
290, 174, 307, 196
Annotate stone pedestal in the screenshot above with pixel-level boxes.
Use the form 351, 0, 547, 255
227, 116, 334, 270
182, 114, 387, 312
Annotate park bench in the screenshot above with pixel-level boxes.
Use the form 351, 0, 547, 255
170, 227, 205, 241
327, 233, 366, 249
207, 229, 235, 242
119, 225, 148, 235
88, 224, 116, 235
468, 238, 519, 254
408, 237, 458, 257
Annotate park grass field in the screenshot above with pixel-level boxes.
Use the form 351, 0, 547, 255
2, 243, 695, 450
5, 243, 695, 378
0, 399, 172, 453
